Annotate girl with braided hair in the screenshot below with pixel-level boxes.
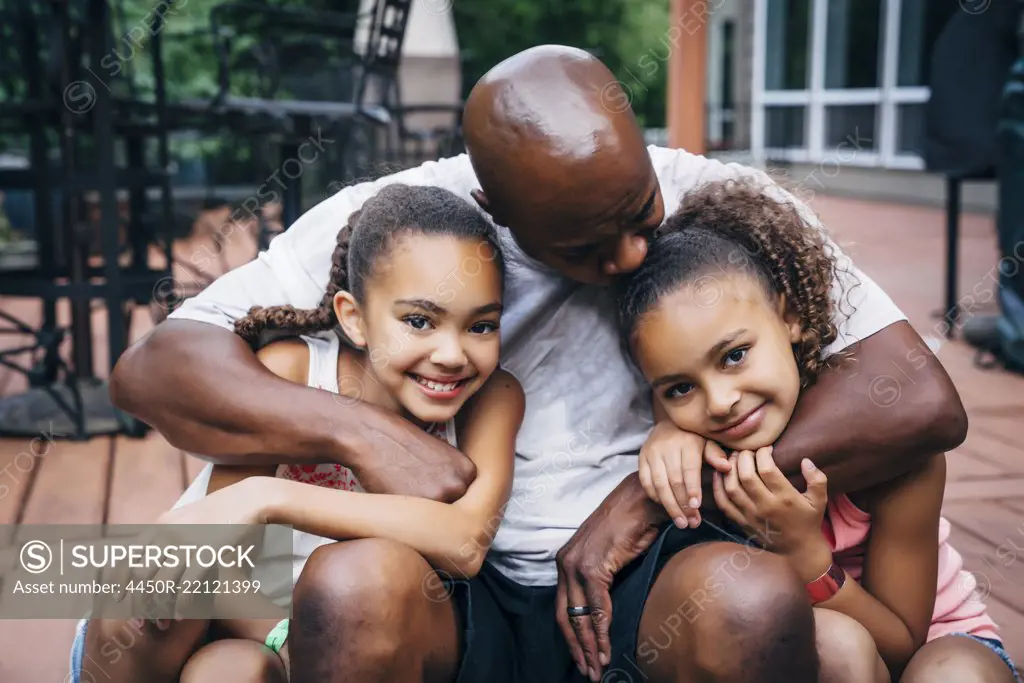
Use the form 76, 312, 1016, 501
140, 183, 524, 681
616, 179, 1016, 682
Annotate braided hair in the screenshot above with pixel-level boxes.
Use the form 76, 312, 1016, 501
617, 178, 854, 387
234, 184, 504, 345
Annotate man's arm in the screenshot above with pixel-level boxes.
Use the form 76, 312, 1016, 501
111, 321, 475, 501
771, 320, 966, 493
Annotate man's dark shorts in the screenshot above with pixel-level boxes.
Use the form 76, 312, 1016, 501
447, 518, 754, 683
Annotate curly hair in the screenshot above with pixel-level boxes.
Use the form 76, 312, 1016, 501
617, 178, 851, 387
234, 184, 505, 346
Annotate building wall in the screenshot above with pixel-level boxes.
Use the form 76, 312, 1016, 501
705, 0, 754, 151
734, 0, 755, 150
352, 0, 463, 161
356, 0, 462, 110
398, 0, 462, 113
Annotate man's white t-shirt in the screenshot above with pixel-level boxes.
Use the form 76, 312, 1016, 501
168, 146, 906, 586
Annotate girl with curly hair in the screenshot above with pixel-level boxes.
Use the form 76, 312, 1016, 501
115, 183, 524, 681
616, 179, 1016, 683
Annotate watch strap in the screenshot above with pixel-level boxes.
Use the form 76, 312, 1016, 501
805, 562, 846, 604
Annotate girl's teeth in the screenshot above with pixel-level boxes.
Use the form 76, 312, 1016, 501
417, 377, 459, 392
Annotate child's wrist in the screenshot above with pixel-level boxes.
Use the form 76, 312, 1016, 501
784, 538, 833, 584
244, 476, 287, 524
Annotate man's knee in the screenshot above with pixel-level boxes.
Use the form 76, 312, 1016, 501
814, 609, 888, 683
656, 542, 809, 630
293, 539, 435, 637
649, 541, 819, 680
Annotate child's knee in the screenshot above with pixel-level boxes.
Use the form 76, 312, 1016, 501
180, 639, 287, 683
814, 609, 888, 683
85, 618, 209, 669
902, 636, 1017, 683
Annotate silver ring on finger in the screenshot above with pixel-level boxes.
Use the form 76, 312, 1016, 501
567, 605, 592, 618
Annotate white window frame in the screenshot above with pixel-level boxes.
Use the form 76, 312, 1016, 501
751, 0, 930, 170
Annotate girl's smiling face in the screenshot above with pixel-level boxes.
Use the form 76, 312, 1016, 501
631, 271, 804, 451
334, 233, 503, 426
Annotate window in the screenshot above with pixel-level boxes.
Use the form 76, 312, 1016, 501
824, 0, 883, 89
765, 106, 805, 148
825, 105, 877, 151
896, 103, 926, 155
765, 0, 812, 91
721, 19, 735, 145
754, 0, 945, 169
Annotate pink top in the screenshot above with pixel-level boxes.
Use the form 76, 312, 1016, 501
822, 494, 1001, 642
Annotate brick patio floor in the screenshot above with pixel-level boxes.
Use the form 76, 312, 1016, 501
0, 194, 1022, 681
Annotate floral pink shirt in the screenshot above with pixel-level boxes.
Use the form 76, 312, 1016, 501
275, 420, 453, 492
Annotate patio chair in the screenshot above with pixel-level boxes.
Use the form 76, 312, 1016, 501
123, 0, 416, 320
923, 1, 1019, 341
166, 1, 411, 233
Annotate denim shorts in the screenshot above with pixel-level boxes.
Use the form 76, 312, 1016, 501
68, 618, 89, 683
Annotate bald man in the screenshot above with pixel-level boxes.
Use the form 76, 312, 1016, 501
93, 46, 964, 683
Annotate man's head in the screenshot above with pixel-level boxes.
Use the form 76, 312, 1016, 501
464, 45, 665, 285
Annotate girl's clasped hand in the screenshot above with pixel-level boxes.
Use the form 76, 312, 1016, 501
639, 437, 833, 582
710, 448, 832, 580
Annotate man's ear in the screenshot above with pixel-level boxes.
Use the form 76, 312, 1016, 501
334, 291, 367, 348
471, 189, 507, 225
470, 189, 490, 212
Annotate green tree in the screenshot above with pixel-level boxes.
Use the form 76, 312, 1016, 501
118, 0, 672, 125
452, 0, 670, 127
107, 0, 671, 177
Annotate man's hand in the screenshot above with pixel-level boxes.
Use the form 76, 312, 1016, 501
555, 472, 665, 682
638, 422, 732, 528
347, 410, 476, 503
768, 321, 966, 494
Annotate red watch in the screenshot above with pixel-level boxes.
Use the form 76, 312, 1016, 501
805, 562, 846, 604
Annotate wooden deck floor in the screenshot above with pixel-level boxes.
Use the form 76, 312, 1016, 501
1, 195, 1023, 680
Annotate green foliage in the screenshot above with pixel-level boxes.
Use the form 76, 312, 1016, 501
92, 0, 672, 172
452, 0, 670, 127
118, 0, 672, 128
115, 0, 222, 101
